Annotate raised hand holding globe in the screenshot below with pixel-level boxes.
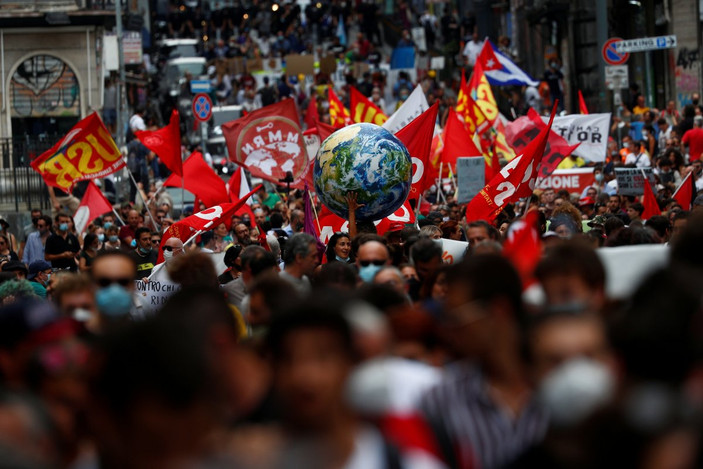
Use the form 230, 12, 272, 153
314, 123, 412, 221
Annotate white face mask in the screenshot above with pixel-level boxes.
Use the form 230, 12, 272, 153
163, 250, 174, 261
538, 358, 615, 428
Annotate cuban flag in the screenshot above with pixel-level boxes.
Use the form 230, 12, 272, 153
478, 40, 540, 87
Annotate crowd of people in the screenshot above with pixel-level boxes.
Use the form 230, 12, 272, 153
6, 0, 703, 467
1, 159, 703, 467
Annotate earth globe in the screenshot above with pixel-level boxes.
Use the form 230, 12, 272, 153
314, 123, 412, 221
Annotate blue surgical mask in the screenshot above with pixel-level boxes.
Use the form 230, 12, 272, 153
103, 222, 113, 230
336, 255, 349, 262
98, 234, 105, 242
59, 223, 69, 232
130, 239, 136, 248
95, 284, 132, 317
595, 173, 604, 183
108, 235, 119, 243
359, 264, 383, 283
138, 246, 151, 255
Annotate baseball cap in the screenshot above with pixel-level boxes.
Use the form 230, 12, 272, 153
2, 260, 28, 274
579, 197, 596, 207
587, 215, 607, 228
28, 260, 51, 280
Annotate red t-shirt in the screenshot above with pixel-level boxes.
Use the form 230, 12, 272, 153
682, 128, 703, 161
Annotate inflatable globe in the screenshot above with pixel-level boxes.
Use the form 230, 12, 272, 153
314, 123, 412, 221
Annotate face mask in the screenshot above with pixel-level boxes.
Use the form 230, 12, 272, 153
103, 222, 113, 230
336, 255, 348, 262
595, 173, 604, 183
163, 249, 174, 260
98, 234, 105, 242
538, 358, 615, 428
109, 235, 119, 243
130, 239, 137, 248
359, 264, 383, 283
95, 284, 133, 317
59, 223, 69, 232
138, 246, 151, 255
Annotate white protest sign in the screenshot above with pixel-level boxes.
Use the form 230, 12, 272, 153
456, 157, 485, 203
597, 244, 669, 299
543, 113, 611, 162
614, 167, 655, 196
383, 85, 428, 134
135, 252, 228, 314
440, 238, 468, 264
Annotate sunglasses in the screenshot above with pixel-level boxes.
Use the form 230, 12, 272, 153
95, 277, 132, 288
162, 246, 179, 252
359, 259, 386, 267
151, 239, 161, 244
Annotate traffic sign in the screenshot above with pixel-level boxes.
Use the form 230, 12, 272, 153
602, 37, 629, 66
614, 35, 677, 53
605, 65, 629, 90
190, 80, 212, 94
192, 93, 213, 122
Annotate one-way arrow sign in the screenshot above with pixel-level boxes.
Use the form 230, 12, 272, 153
614, 35, 677, 53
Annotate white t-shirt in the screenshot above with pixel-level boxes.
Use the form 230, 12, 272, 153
624, 151, 651, 168
462, 40, 484, 66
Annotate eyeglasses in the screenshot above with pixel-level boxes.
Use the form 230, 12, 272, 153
95, 277, 132, 288
359, 259, 386, 267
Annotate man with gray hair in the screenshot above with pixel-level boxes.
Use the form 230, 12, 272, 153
280, 233, 318, 294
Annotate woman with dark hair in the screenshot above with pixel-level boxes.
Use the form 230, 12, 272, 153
666, 148, 686, 176
325, 232, 353, 264
78, 233, 99, 272
0, 234, 19, 263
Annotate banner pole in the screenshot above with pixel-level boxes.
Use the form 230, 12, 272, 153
437, 162, 443, 203
308, 190, 322, 234
126, 168, 159, 230
112, 208, 125, 226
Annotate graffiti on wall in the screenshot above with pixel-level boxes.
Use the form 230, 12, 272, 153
10, 55, 80, 118
675, 47, 700, 107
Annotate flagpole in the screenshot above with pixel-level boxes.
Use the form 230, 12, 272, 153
126, 169, 159, 230
308, 190, 322, 234
112, 208, 125, 226
181, 147, 186, 218
437, 162, 443, 203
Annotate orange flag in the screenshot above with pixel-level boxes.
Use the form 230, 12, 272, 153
350, 86, 388, 125
329, 87, 351, 127
578, 90, 589, 114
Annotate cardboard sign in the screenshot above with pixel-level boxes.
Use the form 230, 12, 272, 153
537, 167, 595, 195
246, 57, 264, 73
284, 54, 315, 76
319, 55, 337, 75
228, 57, 245, 75
456, 157, 485, 203
440, 238, 468, 264
614, 168, 655, 196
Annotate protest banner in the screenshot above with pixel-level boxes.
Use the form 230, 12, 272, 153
536, 167, 595, 195
456, 157, 485, 203
614, 167, 655, 196
135, 252, 226, 313
440, 238, 468, 264
542, 113, 611, 162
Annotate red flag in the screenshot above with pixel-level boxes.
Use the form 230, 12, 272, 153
641, 178, 661, 220
502, 209, 541, 288
441, 108, 482, 167
136, 109, 183, 177
163, 152, 228, 207
73, 181, 113, 234
395, 102, 439, 200
578, 90, 589, 115
158, 185, 262, 263
227, 167, 251, 203
477, 40, 502, 72
221, 98, 308, 185
304, 95, 320, 130
466, 105, 557, 223
350, 86, 388, 125
673, 171, 695, 211
316, 200, 415, 243
31, 113, 124, 191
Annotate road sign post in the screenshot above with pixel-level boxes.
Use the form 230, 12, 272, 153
602, 37, 630, 66
193, 93, 213, 161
